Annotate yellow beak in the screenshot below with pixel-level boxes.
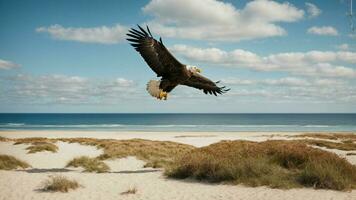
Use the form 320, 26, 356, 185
196, 68, 202, 73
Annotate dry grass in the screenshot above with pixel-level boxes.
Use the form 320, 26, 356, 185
25, 142, 58, 154
120, 186, 137, 195
41, 175, 80, 192
13, 137, 53, 145
166, 140, 356, 191
0, 136, 9, 142
300, 139, 356, 151
10, 137, 194, 168
66, 156, 110, 173
346, 152, 356, 156
291, 133, 356, 142
0, 154, 31, 170
174, 135, 216, 138
60, 138, 195, 168
13, 138, 59, 154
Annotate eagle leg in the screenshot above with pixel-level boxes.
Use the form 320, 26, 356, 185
159, 90, 168, 100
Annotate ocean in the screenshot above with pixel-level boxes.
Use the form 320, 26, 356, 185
0, 113, 355, 132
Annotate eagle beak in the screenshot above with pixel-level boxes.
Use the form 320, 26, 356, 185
196, 68, 202, 73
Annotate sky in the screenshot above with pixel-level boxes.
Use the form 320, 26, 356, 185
0, 0, 355, 113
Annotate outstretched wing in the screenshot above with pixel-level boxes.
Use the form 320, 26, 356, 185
182, 73, 230, 96
126, 25, 184, 77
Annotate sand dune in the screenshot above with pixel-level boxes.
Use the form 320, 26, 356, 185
0, 131, 355, 200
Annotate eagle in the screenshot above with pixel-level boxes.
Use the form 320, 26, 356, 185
126, 25, 230, 100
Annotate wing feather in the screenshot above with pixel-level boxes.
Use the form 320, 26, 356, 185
182, 73, 230, 96
126, 25, 184, 77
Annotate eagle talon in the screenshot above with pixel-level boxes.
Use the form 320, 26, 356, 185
159, 90, 168, 100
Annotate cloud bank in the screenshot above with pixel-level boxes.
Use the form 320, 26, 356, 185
170, 45, 356, 78
0, 59, 19, 70
307, 26, 338, 36
36, 24, 128, 44
143, 0, 304, 41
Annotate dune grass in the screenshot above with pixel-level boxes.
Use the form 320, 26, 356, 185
0, 136, 9, 142
60, 138, 195, 168
14, 137, 53, 145
301, 139, 356, 151
166, 140, 356, 191
41, 175, 80, 192
291, 133, 356, 142
25, 142, 58, 154
13, 138, 59, 154
346, 152, 356, 156
66, 156, 110, 173
0, 154, 31, 170
120, 186, 137, 195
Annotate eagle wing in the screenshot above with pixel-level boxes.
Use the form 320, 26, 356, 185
182, 73, 230, 96
126, 25, 184, 77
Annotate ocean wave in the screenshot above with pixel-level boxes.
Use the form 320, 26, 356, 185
0, 123, 337, 128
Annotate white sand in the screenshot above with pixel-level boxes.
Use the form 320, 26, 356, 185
0, 130, 355, 200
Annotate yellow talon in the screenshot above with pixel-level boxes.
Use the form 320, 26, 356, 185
159, 90, 168, 100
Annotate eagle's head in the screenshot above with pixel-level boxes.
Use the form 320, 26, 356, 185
187, 65, 202, 73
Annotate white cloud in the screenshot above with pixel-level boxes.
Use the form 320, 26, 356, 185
1, 74, 137, 104
0, 59, 19, 70
222, 77, 310, 87
143, 0, 304, 41
336, 44, 349, 50
220, 77, 355, 103
36, 24, 128, 44
170, 44, 356, 78
305, 2, 321, 18
307, 26, 338, 36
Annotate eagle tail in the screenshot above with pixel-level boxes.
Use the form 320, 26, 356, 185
146, 80, 161, 98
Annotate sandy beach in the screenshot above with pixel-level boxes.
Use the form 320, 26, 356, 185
0, 130, 355, 200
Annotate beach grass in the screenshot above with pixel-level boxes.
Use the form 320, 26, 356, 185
166, 140, 356, 191
291, 133, 356, 142
25, 142, 58, 154
120, 186, 137, 195
60, 138, 195, 168
13, 137, 59, 153
66, 156, 110, 173
0, 154, 31, 170
0, 136, 9, 142
301, 139, 356, 151
41, 175, 80, 192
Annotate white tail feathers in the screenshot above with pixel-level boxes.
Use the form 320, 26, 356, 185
146, 80, 161, 98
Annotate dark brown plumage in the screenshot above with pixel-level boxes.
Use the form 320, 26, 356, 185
126, 25, 229, 99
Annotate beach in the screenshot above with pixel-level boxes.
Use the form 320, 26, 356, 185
0, 130, 355, 200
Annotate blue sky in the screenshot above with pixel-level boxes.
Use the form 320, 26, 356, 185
0, 0, 355, 113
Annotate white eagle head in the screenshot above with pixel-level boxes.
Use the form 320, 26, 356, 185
187, 65, 202, 73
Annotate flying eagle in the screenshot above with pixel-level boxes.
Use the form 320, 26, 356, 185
126, 25, 230, 100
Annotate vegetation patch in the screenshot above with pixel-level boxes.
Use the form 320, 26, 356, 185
166, 140, 356, 191
41, 175, 80, 192
291, 133, 356, 142
66, 156, 110, 173
301, 139, 356, 151
120, 186, 137, 195
346, 152, 356, 156
25, 142, 58, 154
12, 138, 59, 154
0, 154, 31, 170
0, 136, 9, 142
13, 137, 53, 145
60, 138, 195, 168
